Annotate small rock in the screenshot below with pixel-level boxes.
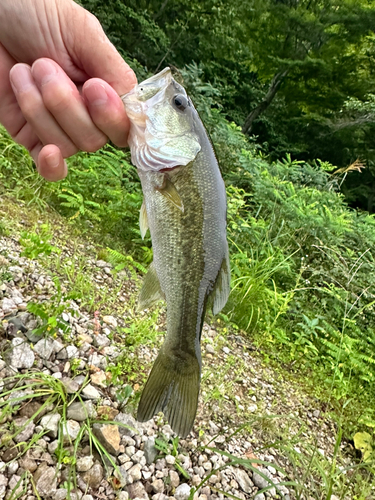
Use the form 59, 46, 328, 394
33, 338, 54, 360
93, 334, 110, 348
102, 315, 117, 328
62, 420, 80, 442
54, 492, 68, 500
90, 371, 107, 388
144, 437, 158, 465
254, 494, 265, 500
127, 481, 148, 500
174, 484, 191, 500
67, 401, 97, 421
92, 424, 121, 455
13, 416, 35, 443
6, 337, 35, 369
34, 463, 57, 497
6, 475, 23, 498
222, 346, 230, 354
118, 492, 129, 500
165, 454, 175, 465
40, 413, 61, 438
205, 344, 215, 354
115, 413, 138, 437
61, 377, 80, 394
76, 456, 94, 472
169, 470, 180, 488
234, 469, 253, 494
252, 468, 270, 490
1, 298, 17, 315
128, 463, 142, 482
81, 384, 101, 400
19, 457, 38, 473
247, 403, 257, 413
0, 474, 7, 500
81, 463, 104, 490
151, 479, 164, 494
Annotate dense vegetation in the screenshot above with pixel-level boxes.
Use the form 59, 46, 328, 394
1, 0, 375, 489
80, 0, 375, 211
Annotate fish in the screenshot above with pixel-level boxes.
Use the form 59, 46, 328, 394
122, 68, 230, 437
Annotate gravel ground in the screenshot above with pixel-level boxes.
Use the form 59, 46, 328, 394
0, 221, 356, 500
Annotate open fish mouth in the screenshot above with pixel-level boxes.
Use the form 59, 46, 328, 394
122, 67, 201, 172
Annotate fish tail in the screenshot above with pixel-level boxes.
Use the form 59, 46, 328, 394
137, 345, 201, 437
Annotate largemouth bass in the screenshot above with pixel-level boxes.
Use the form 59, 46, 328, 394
122, 68, 230, 437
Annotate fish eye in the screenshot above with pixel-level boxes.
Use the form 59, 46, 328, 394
173, 94, 188, 111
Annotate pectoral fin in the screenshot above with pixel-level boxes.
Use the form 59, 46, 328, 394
211, 252, 231, 315
139, 201, 149, 239
138, 262, 165, 310
156, 175, 184, 213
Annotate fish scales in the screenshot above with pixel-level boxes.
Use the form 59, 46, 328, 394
123, 68, 230, 437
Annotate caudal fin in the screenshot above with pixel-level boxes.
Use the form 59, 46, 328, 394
137, 347, 201, 437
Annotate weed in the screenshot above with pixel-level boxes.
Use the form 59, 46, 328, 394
20, 224, 60, 259
26, 277, 73, 339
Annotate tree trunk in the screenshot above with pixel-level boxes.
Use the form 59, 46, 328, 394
242, 69, 290, 135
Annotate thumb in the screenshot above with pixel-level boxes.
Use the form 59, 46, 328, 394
64, 3, 137, 95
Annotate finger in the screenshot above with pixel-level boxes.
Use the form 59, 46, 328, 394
9, 63, 78, 158
38, 145, 68, 182
64, 4, 137, 95
83, 78, 130, 147
31, 58, 108, 152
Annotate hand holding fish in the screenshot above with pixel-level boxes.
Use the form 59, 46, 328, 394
0, 0, 137, 181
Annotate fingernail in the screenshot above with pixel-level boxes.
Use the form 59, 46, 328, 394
44, 152, 60, 170
85, 83, 108, 106
32, 59, 58, 87
9, 64, 33, 93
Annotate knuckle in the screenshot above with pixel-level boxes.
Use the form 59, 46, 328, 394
44, 85, 73, 114
79, 133, 107, 153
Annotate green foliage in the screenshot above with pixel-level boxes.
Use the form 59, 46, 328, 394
26, 277, 72, 339
20, 224, 60, 259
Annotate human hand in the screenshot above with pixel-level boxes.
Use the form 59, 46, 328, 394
0, 0, 137, 181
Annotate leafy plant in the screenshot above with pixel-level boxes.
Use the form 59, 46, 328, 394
20, 224, 60, 259
26, 277, 72, 339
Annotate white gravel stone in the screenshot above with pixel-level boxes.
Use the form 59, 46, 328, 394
40, 413, 61, 438
6, 337, 35, 369
33, 338, 54, 360
165, 454, 176, 465
234, 469, 253, 494
76, 456, 94, 472
81, 384, 101, 400
102, 315, 117, 328
62, 420, 80, 441
174, 483, 191, 500
1, 297, 17, 314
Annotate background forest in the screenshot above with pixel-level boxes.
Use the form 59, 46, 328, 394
1, 0, 375, 493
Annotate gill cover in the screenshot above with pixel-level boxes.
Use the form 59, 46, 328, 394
122, 68, 201, 172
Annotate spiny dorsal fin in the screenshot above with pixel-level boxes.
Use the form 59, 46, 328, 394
138, 262, 165, 310
211, 252, 231, 315
156, 175, 184, 212
139, 201, 149, 239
